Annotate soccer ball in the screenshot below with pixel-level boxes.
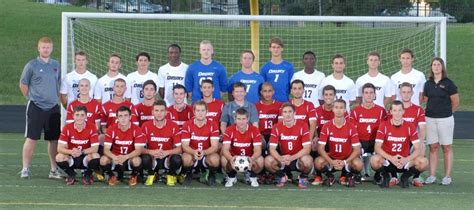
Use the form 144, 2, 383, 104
233, 156, 250, 173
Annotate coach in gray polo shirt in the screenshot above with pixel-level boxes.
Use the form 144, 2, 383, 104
18, 37, 62, 179
220, 82, 259, 134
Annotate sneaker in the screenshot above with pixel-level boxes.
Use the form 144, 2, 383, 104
389, 177, 400, 187
298, 176, 309, 189
424, 176, 437, 185
166, 175, 177, 186
108, 175, 118, 186
249, 177, 259, 187
339, 176, 347, 185
183, 173, 193, 185
311, 176, 322, 186
412, 178, 424, 187
177, 174, 185, 184
145, 175, 155, 186
94, 171, 105, 181
66, 176, 75, 185
400, 173, 410, 188
19, 168, 30, 179
276, 174, 288, 188
207, 173, 216, 187
441, 176, 452, 185
225, 177, 237, 187
128, 175, 138, 186
347, 176, 355, 187
379, 172, 390, 188
49, 170, 63, 179
323, 175, 335, 187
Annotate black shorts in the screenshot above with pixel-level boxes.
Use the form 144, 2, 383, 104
360, 140, 375, 154
154, 156, 170, 170
281, 159, 299, 172
69, 154, 88, 169
25, 101, 60, 140
193, 156, 208, 170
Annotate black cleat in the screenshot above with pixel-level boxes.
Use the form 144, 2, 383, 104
183, 173, 193, 186
400, 172, 410, 188
207, 174, 216, 187
379, 172, 390, 188
324, 175, 335, 187
354, 173, 362, 184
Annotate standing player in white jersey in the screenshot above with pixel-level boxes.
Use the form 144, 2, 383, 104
318, 54, 356, 112
355, 52, 392, 107
391, 48, 426, 105
158, 44, 188, 106
94, 54, 130, 104
291, 51, 325, 107
60, 51, 98, 107
126, 52, 159, 105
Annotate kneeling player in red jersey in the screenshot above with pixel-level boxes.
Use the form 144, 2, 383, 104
264, 103, 313, 189
221, 108, 264, 187
181, 101, 221, 186
370, 101, 428, 188
315, 99, 363, 187
56, 106, 100, 185
141, 100, 183, 186
100, 106, 146, 186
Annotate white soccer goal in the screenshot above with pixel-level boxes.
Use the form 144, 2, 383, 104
61, 13, 446, 81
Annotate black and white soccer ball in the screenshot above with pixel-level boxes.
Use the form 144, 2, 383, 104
233, 156, 250, 173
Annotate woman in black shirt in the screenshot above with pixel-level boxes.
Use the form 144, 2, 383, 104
423, 57, 460, 185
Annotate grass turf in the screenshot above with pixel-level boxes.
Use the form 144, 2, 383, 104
0, 133, 473, 209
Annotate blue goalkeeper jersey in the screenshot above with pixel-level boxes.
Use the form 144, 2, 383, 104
260, 60, 295, 102
185, 60, 228, 103
227, 70, 264, 104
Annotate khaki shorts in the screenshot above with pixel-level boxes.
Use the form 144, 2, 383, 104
426, 116, 454, 145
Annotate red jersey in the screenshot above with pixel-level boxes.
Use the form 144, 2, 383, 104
66, 99, 103, 127
223, 124, 262, 156
167, 104, 194, 128
350, 105, 387, 141
319, 120, 360, 160
59, 123, 99, 150
287, 99, 316, 126
376, 121, 419, 157
101, 100, 139, 127
387, 104, 426, 127
256, 100, 282, 135
135, 103, 154, 126
269, 121, 310, 156
315, 106, 348, 136
181, 120, 220, 151
104, 124, 146, 156
141, 120, 181, 151
205, 99, 224, 123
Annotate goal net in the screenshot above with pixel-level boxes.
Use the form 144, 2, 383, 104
62, 13, 446, 82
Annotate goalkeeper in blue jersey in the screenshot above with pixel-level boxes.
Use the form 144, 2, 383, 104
227, 50, 264, 104
260, 37, 295, 102
185, 40, 228, 103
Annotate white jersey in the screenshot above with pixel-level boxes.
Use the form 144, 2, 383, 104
355, 72, 392, 107
318, 74, 356, 112
60, 70, 97, 105
291, 69, 325, 107
93, 73, 129, 104
157, 62, 188, 106
126, 71, 159, 105
391, 68, 426, 105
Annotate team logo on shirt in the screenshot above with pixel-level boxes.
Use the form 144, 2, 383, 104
387, 136, 406, 142
280, 134, 298, 141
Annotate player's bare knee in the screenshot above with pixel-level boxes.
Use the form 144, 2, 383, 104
314, 157, 326, 170
131, 157, 141, 166
429, 143, 439, 152
181, 153, 193, 167
441, 144, 452, 153
352, 158, 364, 172
370, 155, 382, 170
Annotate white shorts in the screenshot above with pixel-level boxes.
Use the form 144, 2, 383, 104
426, 116, 454, 145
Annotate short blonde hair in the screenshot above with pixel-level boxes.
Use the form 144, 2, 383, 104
38, 37, 53, 46
200, 40, 213, 48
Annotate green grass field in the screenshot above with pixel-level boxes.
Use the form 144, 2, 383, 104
0, 133, 473, 209
0, 0, 474, 110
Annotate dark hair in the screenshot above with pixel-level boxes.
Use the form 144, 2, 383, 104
168, 44, 182, 53
303, 51, 316, 59
193, 100, 208, 111
75, 51, 87, 58
322, 85, 336, 95
109, 53, 121, 60
390, 100, 404, 110
429, 57, 447, 80
362, 83, 376, 93
331, 54, 345, 63
281, 102, 295, 112
367, 51, 380, 59
73, 105, 88, 114
234, 107, 249, 118
200, 79, 214, 87
116, 106, 131, 115
153, 100, 167, 108
334, 99, 346, 107
400, 48, 414, 58
143, 80, 157, 91
290, 79, 305, 89
241, 50, 255, 60
172, 84, 186, 92
114, 78, 126, 85
135, 52, 150, 61
232, 82, 246, 92
269, 37, 284, 48
399, 82, 413, 90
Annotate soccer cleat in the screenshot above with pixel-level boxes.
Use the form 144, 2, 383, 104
94, 171, 105, 181
323, 175, 336, 187
353, 174, 362, 184
275, 174, 288, 188
266, 173, 275, 185
207, 174, 216, 187
412, 178, 424, 187
177, 174, 185, 184
361, 173, 371, 182
389, 177, 400, 187
108, 175, 118, 186
225, 177, 237, 187
200, 170, 209, 184
400, 173, 410, 188
257, 174, 266, 184
49, 170, 63, 179
441, 176, 452, 185
297, 176, 309, 189
129, 175, 138, 186
145, 175, 156, 186
166, 175, 177, 186
424, 176, 437, 185
379, 172, 390, 188
339, 176, 347, 185
249, 177, 259, 187
183, 173, 193, 186
82, 174, 93, 185
66, 176, 75, 185
311, 176, 323, 186
19, 168, 30, 179
347, 176, 355, 188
